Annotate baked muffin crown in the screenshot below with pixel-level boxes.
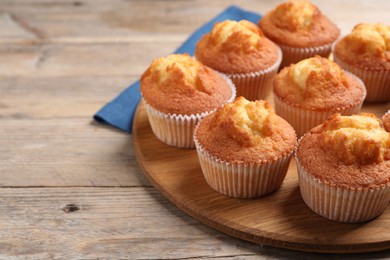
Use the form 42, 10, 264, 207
273, 56, 365, 110
342, 23, 390, 58
211, 97, 273, 147
196, 96, 296, 163
195, 20, 280, 73
316, 113, 390, 165
258, 0, 339, 47
141, 54, 209, 93
140, 53, 234, 115
271, 0, 319, 31
289, 55, 347, 91
209, 20, 263, 51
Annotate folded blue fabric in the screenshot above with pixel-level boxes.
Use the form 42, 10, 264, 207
93, 5, 262, 133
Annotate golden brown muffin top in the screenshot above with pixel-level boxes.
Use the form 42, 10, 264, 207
273, 56, 365, 110
140, 54, 233, 115
258, 0, 340, 47
318, 113, 390, 164
195, 97, 296, 164
297, 113, 390, 189
195, 20, 280, 74
334, 23, 390, 70
383, 111, 390, 132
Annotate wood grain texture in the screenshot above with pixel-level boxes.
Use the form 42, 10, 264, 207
133, 101, 390, 254
1, 0, 389, 45
0, 0, 389, 258
0, 44, 174, 77
0, 187, 389, 259
0, 119, 151, 187
0, 187, 272, 259
0, 76, 135, 118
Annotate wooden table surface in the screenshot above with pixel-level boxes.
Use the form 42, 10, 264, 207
1, 0, 389, 258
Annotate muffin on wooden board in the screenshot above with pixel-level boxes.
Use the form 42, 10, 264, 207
194, 97, 296, 198
140, 54, 236, 148
295, 113, 390, 222
333, 23, 390, 102
258, 0, 339, 68
195, 20, 282, 101
273, 56, 366, 137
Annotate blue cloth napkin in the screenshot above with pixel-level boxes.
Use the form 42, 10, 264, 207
93, 5, 262, 133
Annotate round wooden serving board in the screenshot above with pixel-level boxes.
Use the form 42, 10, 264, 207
133, 99, 390, 254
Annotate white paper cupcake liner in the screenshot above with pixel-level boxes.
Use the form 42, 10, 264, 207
333, 54, 390, 102
143, 75, 236, 148
279, 42, 333, 69
193, 133, 293, 198
295, 137, 390, 222
226, 46, 282, 101
273, 71, 366, 137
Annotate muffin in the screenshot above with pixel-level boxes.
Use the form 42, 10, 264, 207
194, 97, 296, 198
140, 54, 236, 148
333, 23, 390, 102
259, 0, 340, 68
273, 56, 366, 137
295, 113, 390, 222
195, 20, 282, 101
383, 110, 390, 132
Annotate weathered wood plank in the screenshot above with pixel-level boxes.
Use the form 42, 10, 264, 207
0, 0, 226, 44
0, 118, 150, 187
0, 187, 388, 259
0, 187, 261, 259
0, 12, 37, 42
0, 0, 389, 44
0, 43, 175, 77
0, 76, 136, 118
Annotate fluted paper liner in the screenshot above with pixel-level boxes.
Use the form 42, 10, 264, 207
295, 136, 390, 223
143, 75, 236, 148
193, 132, 293, 198
279, 42, 334, 69
333, 53, 390, 102
226, 46, 282, 101
274, 71, 366, 137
